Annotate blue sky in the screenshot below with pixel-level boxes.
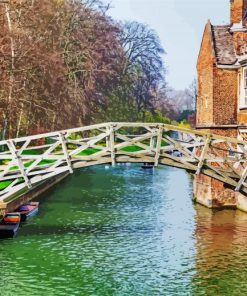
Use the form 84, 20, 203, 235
103, 0, 229, 90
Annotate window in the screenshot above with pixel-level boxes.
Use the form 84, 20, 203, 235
244, 68, 247, 105
241, 67, 247, 107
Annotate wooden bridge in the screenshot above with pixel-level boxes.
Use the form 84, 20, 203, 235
0, 122, 247, 209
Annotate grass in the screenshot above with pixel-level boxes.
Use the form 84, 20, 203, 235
0, 143, 163, 191
120, 145, 144, 152
120, 141, 169, 152
78, 148, 101, 155
161, 139, 169, 147
21, 149, 44, 155
0, 147, 101, 191
0, 180, 12, 190
10, 159, 56, 171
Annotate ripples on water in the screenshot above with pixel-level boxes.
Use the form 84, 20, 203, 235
1, 165, 247, 295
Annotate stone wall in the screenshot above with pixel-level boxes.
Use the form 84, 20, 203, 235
193, 127, 240, 210
193, 174, 236, 208
194, 174, 247, 212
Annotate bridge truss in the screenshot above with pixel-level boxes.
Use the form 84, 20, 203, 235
0, 122, 247, 204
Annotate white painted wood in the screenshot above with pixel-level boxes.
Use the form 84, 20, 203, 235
7, 140, 32, 188
236, 164, 247, 191
59, 133, 73, 173
109, 125, 116, 166
0, 122, 247, 201
154, 125, 163, 166
196, 136, 211, 175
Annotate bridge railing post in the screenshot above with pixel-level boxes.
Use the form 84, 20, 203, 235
108, 124, 115, 166
150, 136, 155, 149
196, 135, 211, 175
7, 139, 32, 189
154, 125, 163, 167
59, 132, 73, 174
4, 122, 247, 199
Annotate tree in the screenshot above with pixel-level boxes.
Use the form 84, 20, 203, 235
119, 21, 165, 120
0, 1, 169, 137
0, 0, 125, 137
185, 78, 197, 111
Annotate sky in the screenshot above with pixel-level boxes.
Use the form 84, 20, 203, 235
102, 0, 229, 90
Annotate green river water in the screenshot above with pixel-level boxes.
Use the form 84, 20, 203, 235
1, 164, 247, 296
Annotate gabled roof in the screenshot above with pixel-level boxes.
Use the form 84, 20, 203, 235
211, 24, 237, 65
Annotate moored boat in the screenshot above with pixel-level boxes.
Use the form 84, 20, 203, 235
141, 163, 154, 169
17, 202, 39, 222
0, 213, 21, 238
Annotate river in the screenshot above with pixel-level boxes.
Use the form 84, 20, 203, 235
0, 164, 247, 295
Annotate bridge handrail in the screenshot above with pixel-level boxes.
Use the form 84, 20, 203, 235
0, 122, 246, 146
0, 122, 247, 205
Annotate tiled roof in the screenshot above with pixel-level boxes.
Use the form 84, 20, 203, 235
211, 25, 237, 65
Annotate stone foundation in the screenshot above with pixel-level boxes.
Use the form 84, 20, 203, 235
193, 174, 247, 212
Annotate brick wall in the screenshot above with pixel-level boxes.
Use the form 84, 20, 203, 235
204, 128, 238, 137
213, 68, 238, 126
194, 174, 237, 208
231, 0, 247, 24
232, 31, 247, 54
197, 24, 214, 126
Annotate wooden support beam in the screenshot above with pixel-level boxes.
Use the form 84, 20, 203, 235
1, 122, 247, 200
7, 140, 32, 189
154, 125, 163, 166
25, 140, 61, 174
59, 133, 73, 173
109, 125, 115, 166
196, 136, 211, 175
235, 164, 247, 192
115, 132, 155, 151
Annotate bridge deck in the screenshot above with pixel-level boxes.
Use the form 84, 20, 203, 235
0, 122, 247, 210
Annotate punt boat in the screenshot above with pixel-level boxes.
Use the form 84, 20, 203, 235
17, 202, 39, 222
0, 213, 21, 238
141, 163, 154, 169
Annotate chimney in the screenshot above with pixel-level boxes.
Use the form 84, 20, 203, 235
230, 0, 247, 24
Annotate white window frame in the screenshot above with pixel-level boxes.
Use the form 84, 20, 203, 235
240, 66, 247, 108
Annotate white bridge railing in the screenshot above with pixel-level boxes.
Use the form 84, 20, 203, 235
0, 122, 247, 203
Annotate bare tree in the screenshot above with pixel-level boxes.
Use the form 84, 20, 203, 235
119, 21, 165, 120
0, 0, 125, 136
187, 78, 197, 111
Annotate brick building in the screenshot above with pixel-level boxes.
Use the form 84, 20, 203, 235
197, 0, 247, 140
194, 0, 247, 211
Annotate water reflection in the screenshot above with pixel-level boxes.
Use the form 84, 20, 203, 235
193, 206, 247, 295
1, 165, 247, 295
